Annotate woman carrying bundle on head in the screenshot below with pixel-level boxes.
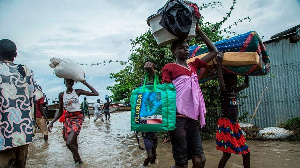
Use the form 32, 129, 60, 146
48, 79, 98, 165
144, 24, 222, 168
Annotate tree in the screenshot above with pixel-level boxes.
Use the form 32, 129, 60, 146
107, 0, 250, 105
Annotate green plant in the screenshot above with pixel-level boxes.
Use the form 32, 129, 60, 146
238, 112, 249, 122
108, 0, 251, 103
280, 117, 300, 141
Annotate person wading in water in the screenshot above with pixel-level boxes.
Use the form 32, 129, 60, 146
48, 79, 98, 165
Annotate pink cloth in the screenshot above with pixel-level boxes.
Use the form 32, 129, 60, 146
172, 72, 207, 128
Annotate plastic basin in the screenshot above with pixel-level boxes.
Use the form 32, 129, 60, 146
148, 14, 198, 46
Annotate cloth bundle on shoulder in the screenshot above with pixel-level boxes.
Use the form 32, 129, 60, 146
130, 74, 176, 132
49, 57, 85, 81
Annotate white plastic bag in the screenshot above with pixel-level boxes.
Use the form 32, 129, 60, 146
49, 57, 85, 81
257, 127, 293, 140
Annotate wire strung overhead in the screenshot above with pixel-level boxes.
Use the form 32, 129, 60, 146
78, 60, 129, 66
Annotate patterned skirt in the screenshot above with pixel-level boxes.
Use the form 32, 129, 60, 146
216, 117, 250, 154
63, 111, 83, 141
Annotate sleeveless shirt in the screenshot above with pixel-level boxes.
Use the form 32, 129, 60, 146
63, 90, 81, 112
220, 91, 238, 121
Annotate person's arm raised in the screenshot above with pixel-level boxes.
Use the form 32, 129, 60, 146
77, 81, 99, 96
216, 52, 225, 92
235, 76, 249, 93
144, 62, 156, 77
195, 25, 218, 63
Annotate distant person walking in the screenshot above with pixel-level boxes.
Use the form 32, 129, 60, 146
0, 39, 43, 168
93, 99, 104, 122
48, 79, 98, 165
103, 97, 112, 121
81, 97, 90, 119
34, 86, 49, 141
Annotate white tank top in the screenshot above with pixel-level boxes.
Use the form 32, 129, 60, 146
63, 90, 81, 112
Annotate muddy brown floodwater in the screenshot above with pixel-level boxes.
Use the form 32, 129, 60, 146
27, 111, 300, 168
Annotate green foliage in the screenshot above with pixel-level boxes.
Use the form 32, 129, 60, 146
237, 76, 253, 122
281, 117, 300, 141
107, 0, 251, 109
238, 112, 251, 122
199, 0, 251, 38
200, 107, 222, 139
107, 1, 253, 141
107, 30, 172, 103
199, 80, 220, 108
281, 117, 300, 130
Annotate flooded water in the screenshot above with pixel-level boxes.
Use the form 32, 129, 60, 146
27, 111, 300, 168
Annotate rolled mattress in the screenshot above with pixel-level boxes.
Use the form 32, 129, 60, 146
187, 31, 270, 83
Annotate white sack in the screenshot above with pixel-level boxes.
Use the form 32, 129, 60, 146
257, 127, 293, 140
49, 57, 85, 81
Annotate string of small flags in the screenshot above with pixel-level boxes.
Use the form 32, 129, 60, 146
78, 60, 129, 66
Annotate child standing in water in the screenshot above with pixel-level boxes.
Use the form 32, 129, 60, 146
142, 132, 158, 166
103, 98, 112, 121
145, 24, 221, 168
216, 56, 250, 168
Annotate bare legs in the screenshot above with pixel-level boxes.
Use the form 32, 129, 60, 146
143, 137, 158, 166
170, 154, 205, 168
242, 152, 250, 168
66, 131, 82, 164
143, 149, 153, 166
218, 152, 250, 168
170, 165, 188, 168
150, 144, 157, 164
44, 135, 48, 141
13, 145, 29, 168
105, 111, 110, 120
192, 154, 206, 168
218, 152, 231, 168
87, 111, 90, 119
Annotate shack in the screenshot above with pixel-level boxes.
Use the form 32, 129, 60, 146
241, 24, 300, 128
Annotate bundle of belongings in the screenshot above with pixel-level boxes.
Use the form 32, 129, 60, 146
49, 57, 85, 81
147, 0, 201, 46
187, 31, 271, 83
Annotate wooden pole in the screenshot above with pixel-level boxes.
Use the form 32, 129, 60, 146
251, 87, 268, 123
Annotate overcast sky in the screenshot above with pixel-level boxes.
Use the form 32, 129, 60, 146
1, 0, 299, 103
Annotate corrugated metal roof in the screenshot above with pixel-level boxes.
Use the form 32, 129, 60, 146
264, 24, 300, 44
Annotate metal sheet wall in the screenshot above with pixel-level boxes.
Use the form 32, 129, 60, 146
240, 38, 300, 128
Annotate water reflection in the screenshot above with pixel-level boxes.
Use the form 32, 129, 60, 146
27, 111, 300, 168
